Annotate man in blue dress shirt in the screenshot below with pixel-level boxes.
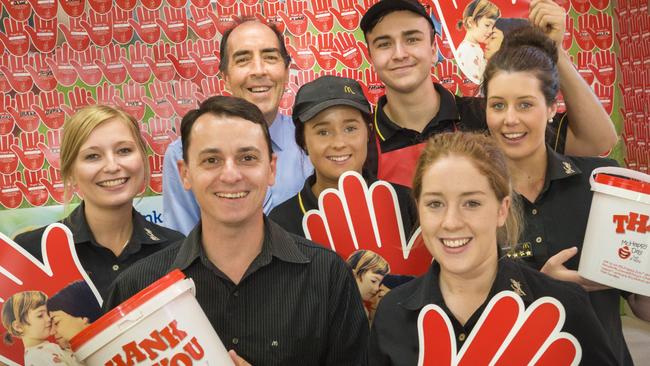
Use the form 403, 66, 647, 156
162, 20, 313, 235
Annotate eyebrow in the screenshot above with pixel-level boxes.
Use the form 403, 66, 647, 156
421, 191, 487, 197
79, 141, 135, 150
198, 146, 262, 155
231, 48, 281, 59
371, 29, 424, 45
487, 95, 538, 100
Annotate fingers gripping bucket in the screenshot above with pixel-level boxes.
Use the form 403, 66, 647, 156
70, 270, 234, 365
578, 167, 650, 296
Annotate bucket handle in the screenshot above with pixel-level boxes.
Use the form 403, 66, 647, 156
590, 166, 650, 187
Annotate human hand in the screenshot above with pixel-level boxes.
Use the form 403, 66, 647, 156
541, 247, 611, 292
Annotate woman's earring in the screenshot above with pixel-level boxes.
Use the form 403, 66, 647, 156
548, 118, 553, 124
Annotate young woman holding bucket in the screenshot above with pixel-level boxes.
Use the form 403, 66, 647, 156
369, 132, 618, 366
15, 105, 184, 300
482, 26, 650, 365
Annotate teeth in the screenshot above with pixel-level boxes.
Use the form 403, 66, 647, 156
97, 178, 127, 187
328, 155, 351, 162
504, 132, 525, 139
216, 192, 248, 199
441, 238, 470, 248
249, 87, 270, 93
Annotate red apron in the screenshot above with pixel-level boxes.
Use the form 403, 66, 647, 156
375, 136, 426, 188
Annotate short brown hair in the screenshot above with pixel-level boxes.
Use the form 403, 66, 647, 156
2, 291, 47, 344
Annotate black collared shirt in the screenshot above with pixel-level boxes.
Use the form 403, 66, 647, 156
369, 258, 618, 366
269, 173, 417, 239
104, 218, 369, 366
365, 83, 569, 177
513, 148, 632, 365
14, 203, 184, 300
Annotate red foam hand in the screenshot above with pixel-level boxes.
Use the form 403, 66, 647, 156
96, 43, 127, 84
37, 128, 62, 170
417, 291, 580, 366
359, 67, 384, 106
331, 0, 361, 31
191, 0, 210, 7
144, 42, 175, 82
141, 118, 174, 155
61, 86, 95, 118
594, 82, 613, 115
25, 14, 57, 53
168, 40, 199, 80
575, 51, 594, 85
148, 153, 164, 193
96, 82, 118, 106
0, 134, 19, 174
214, 3, 237, 35
11, 131, 44, 171
279, 77, 299, 113
0, 224, 100, 365
0, 55, 10, 93
24, 53, 57, 92
88, 0, 111, 14
166, 80, 199, 117
587, 13, 613, 50
8, 92, 39, 132
168, 0, 187, 8
41, 166, 65, 204
0, 18, 30, 57
259, 0, 285, 33
304, 0, 334, 33
0, 0, 32, 21
0, 93, 14, 134
112, 5, 134, 44
33, 90, 65, 130
554, 0, 571, 12
26, 0, 57, 20
459, 76, 479, 97
575, 14, 594, 51
590, 0, 609, 10
188, 3, 218, 40
562, 16, 574, 50
60, 0, 85, 17
436, 60, 461, 94
0, 171, 23, 209
309, 33, 337, 70
195, 75, 228, 102
0, 54, 33, 93
15, 169, 48, 207
340, 69, 362, 86
121, 41, 152, 84
303, 171, 431, 276
190, 39, 220, 77
130, 7, 161, 44
277, 0, 308, 36
570, 0, 590, 14
141, 0, 162, 10
70, 46, 103, 86
354, 0, 380, 16
588, 49, 615, 86
286, 33, 316, 70
157, 5, 188, 43
436, 34, 455, 60
80, 11, 113, 47
332, 32, 364, 69
143, 79, 175, 118
114, 81, 146, 121
58, 13, 90, 52
237, 2, 262, 21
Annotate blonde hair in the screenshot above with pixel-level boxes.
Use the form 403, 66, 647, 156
457, 0, 501, 30
412, 132, 522, 248
2, 291, 48, 344
347, 250, 390, 278
60, 105, 149, 203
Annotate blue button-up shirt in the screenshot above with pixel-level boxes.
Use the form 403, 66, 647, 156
162, 113, 313, 235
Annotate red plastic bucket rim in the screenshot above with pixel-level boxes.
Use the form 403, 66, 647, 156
594, 173, 650, 195
70, 269, 186, 352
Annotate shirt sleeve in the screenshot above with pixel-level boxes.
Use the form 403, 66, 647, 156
162, 139, 200, 236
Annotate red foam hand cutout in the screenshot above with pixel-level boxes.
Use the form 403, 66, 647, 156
25, 14, 57, 53
112, 5, 134, 44
130, 7, 161, 44
11, 130, 45, 171
331, 0, 361, 31
332, 32, 364, 69
0, 54, 33, 93
25, 53, 57, 92
70, 46, 103, 86
0, 19, 30, 57
304, 0, 334, 33
0, 171, 23, 208
33, 90, 65, 129
304, 171, 431, 276
27, 0, 57, 19
58, 13, 90, 52
121, 41, 152, 84
113, 81, 146, 121
0, 134, 18, 174
144, 42, 175, 82
309, 33, 337, 70
143, 79, 175, 118
188, 3, 218, 40
358, 67, 384, 106
157, 6, 188, 44
278, 0, 308, 36
0, 93, 14, 134
190, 39, 220, 77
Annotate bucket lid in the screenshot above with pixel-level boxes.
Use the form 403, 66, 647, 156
70, 269, 186, 352
595, 173, 650, 195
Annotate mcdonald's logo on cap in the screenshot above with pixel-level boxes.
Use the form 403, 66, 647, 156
344, 85, 356, 94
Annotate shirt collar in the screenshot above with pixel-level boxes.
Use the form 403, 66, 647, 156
400, 258, 534, 311
374, 83, 460, 142
539, 146, 583, 197
268, 113, 291, 151
171, 218, 310, 271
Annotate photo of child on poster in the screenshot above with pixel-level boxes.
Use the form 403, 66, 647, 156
431, 0, 531, 84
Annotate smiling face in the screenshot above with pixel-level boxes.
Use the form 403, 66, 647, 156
356, 271, 385, 302
304, 106, 368, 191
417, 155, 509, 278
71, 118, 145, 212
223, 22, 289, 123
486, 71, 556, 162
366, 10, 437, 95
17, 305, 51, 344
180, 113, 276, 228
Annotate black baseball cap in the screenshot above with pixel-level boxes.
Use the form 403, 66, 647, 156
293, 76, 371, 124
360, 0, 435, 35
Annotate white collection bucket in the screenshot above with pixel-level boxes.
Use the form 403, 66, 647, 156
578, 167, 650, 296
70, 269, 234, 366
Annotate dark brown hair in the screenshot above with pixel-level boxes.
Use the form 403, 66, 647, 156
219, 20, 291, 74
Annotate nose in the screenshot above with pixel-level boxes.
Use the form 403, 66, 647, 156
220, 159, 243, 183
250, 55, 266, 77
441, 205, 463, 231
504, 106, 518, 126
331, 131, 346, 149
392, 40, 408, 60
103, 153, 120, 173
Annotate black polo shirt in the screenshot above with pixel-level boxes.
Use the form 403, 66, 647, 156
365, 82, 569, 177
512, 148, 632, 365
369, 258, 618, 366
14, 203, 184, 300
269, 173, 417, 239
104, 218, 368, 366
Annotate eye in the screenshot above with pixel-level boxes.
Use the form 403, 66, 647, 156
490, 102, 505, 111
83, 153, 100, 161
234, 55, 250, 65
464, 200, 481, 208
344, 125, 358, 133
241, 154, 259, 163
263, 53, 280, 62
316, 129, 330, 136
518, 102, 532, 110
375, 41, 391, 49
406, 36, 421, 44
117, 147, 133, 155
202, 156, 219, 165
426, 200, 443, 209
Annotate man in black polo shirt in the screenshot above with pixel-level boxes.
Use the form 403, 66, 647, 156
104, 96, 368, 366
360, 0, 618, 187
